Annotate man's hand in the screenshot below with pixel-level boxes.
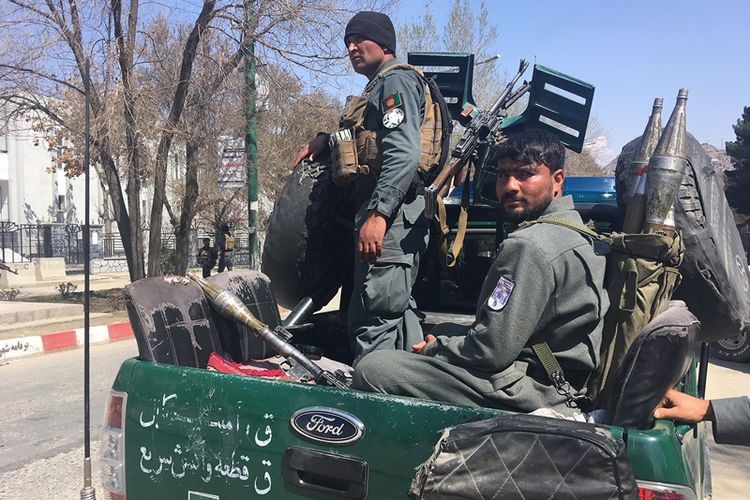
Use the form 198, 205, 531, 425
412, 334, 437, 355
653, 389, 713, 423
292, 134, 329, 166
358, 212, 387, 264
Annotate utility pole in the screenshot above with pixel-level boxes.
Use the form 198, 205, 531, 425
244, 0, 259, 269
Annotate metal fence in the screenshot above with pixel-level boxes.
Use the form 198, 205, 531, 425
103, 232, 126, 258
101, 228, 266, 269
0, 222, 93, 264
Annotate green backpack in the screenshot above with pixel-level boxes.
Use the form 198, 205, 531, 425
519, 218, 685, 408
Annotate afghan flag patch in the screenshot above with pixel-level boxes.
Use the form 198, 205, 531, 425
382, 91, 403, 111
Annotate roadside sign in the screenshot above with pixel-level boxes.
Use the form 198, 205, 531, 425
217, 138, 246, 188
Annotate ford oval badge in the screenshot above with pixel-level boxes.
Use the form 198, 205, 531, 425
290, 407, 365, 445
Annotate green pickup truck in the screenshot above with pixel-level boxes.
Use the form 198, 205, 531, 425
101, 54, 749, 500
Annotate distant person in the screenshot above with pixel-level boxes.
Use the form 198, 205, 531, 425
655, 389, 750, 446
216, 223, 235, 272
197, 238, 218, 278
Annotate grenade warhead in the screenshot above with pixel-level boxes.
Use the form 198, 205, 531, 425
622, 97, 663, 233
187, 272, 348, 388
644, 89, 688, 233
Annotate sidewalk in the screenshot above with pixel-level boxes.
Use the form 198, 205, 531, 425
0, 271, 342, 364
0, 270, 134, 364
10, 271, 133, 299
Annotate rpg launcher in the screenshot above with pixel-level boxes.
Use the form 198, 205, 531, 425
187, 272, 348, 389
424, 59, 531, 219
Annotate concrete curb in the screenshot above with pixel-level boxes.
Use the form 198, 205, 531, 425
0, 322, 134, 363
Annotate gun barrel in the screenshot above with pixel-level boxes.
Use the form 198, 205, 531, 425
488, 59, 529, 116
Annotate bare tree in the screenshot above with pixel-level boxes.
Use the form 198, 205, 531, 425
565, 150, 606, 176
0, 0, 392, 279
397, 0, 504, 108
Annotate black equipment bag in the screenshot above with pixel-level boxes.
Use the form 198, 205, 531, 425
262, 155, 355, 310
616, 133, 750, 341
410, 414, 638, 500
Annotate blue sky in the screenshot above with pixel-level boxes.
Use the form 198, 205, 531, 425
388, 0, 749, 163
161, 0, 748, 164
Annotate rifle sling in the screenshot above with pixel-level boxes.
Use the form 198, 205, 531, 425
446, 162, 472, 267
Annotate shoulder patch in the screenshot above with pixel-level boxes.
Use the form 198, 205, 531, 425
382, 91, 403, 111
382, 108, 405, 129
487, 276, 515, 311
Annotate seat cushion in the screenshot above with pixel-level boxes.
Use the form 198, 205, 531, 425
605, 300, 699, 429
124, 276, 223, 368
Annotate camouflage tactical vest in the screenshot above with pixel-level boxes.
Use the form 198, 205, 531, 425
331, 63, 444, 187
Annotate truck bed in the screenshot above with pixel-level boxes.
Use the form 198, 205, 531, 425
112, 358, 704, 499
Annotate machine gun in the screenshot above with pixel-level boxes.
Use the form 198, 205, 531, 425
188, 272, 349, 389
424, 59, 531, 219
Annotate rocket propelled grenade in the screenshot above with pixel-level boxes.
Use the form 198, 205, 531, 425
622, 97, 663, 233
187, 272, 348, 389
643, 88, 688, 233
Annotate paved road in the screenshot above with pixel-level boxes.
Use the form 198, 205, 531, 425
0, 340, 136, 498
0, 341, 748, 499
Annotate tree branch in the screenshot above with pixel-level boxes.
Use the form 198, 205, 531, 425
0, 64, 84, 95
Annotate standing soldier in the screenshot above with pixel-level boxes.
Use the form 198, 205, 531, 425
293, 11, 444, 366
216, 223, 235, 273
197, 237, 218, 278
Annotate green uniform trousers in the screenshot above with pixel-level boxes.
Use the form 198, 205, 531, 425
353, 349, 578, 416
347, 194, 429, 366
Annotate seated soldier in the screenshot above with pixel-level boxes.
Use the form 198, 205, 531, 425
353, 128, 609, 415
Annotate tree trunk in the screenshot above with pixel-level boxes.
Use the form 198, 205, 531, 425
146, 0, 217, 277
98, 149, 145, 281
174, 140, 200, 275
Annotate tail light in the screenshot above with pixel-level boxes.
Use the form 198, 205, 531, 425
638, 480, 697, 500
101, 390, 127, 500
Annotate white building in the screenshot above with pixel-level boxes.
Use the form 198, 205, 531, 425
0, 113, 104, 226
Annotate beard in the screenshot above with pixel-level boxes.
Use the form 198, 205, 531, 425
499, 192, 554, 223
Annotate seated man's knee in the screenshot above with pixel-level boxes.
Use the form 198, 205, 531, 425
352, 350, 402, 392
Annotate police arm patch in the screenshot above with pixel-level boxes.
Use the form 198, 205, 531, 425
487, 276, 515, 311
382, 108, 405, 129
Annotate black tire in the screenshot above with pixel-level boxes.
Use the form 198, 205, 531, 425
712, 331, 750, 362
262, 156, 355, 310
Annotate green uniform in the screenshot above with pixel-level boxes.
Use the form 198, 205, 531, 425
348, 59, 429, 366
353, 196, 609, 415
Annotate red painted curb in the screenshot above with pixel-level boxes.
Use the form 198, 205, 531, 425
41, 330, 77, 352
108, 322, 134, 340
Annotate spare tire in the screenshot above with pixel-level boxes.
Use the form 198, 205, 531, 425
262, 156, 355, 310
616, 133, 750, 342
712, 331, 750, 362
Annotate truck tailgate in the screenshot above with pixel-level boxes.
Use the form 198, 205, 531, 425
113, 358, 502, 499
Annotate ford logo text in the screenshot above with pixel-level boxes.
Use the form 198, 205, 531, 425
290, 407, 365, 445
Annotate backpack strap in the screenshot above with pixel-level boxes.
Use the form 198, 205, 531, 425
520, 217, 609, 411
517, 217, 612, 246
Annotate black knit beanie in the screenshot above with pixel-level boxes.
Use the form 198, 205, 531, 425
344, 11, 396, 54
